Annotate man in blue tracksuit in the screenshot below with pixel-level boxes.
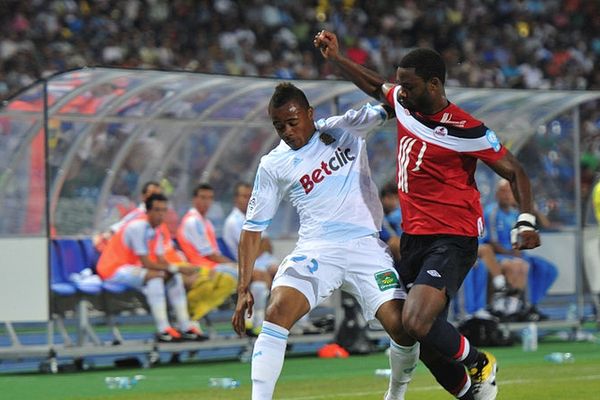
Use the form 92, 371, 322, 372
483, 179, 558, 320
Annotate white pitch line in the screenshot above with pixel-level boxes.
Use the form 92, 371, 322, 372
279, 374, 600, 400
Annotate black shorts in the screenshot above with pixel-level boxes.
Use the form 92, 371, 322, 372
396, 233, 478, 299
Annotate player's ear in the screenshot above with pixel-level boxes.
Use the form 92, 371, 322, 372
428, 77, 443, 91
307, 106, 314, 119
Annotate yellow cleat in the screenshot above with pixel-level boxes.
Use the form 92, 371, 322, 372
469, 350, 498, 400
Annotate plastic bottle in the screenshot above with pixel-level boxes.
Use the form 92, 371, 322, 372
374, 368, 391, 378
208, 377, 241, 389
104, 375, 145, 389
544, 352, 575, 364
521, 322, 538, 352
566, 303, 577, 322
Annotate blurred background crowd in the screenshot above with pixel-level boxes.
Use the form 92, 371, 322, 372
0, 0, 598, 102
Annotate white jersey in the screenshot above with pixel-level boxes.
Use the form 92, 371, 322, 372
243, 104, 388, 243
223, 207, 245, 260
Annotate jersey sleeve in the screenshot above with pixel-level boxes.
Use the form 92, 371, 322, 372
243, 161, 283, 232
463, 127, 507, 163
123, 221, 151, 256
315, 103, 388, 139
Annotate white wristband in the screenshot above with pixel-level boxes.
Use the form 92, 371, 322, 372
517, 213, 536, 226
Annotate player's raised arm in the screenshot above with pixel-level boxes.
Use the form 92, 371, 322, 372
314, 30, 393, 104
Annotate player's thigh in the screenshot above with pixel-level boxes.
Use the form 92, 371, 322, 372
413, 235, 478, 300
272, 242, 345, 313
343, 236, 406, 322
106, 265, 147, 290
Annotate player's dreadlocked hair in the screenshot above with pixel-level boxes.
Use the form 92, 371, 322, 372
399, 48, 446, 84
269, 82, 310, 110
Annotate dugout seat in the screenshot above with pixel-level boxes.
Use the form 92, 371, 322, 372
79, 237, 100, 273
54, 238, 103, 345
49, 241, 77, 346
80, 235, 149, 344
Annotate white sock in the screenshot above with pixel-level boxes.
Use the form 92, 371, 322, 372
492, 275, 507, 291
505, 295, 522, 314
250, 281, 269, 328
143, 277, 169, 332
166, 273, 192, 331
387, 340, 419, 400
251, 321, 289, 400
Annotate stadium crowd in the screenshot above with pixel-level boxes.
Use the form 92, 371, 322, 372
0, 0, 598, 102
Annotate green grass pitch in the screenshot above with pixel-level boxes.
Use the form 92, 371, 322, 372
2, 340, 599, 399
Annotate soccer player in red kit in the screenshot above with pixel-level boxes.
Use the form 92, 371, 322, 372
315, 31, 540, 400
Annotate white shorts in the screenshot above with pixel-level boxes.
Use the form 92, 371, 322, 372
105, 265, 147, 290
272, 235, 406, 321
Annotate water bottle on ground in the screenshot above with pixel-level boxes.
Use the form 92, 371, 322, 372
374, 368, 391, 378
105, 375, 145, 389
521, 322, 538, 352
208, 377, 241, 389
544, 352, 575, 364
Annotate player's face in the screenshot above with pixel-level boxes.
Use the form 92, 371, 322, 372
269, 100, 315, 150
194, 189, 214, 215
235, 185, 252, 213
147, 200, 168, 227
496, 182, 516, 208
395, 68, 434, 113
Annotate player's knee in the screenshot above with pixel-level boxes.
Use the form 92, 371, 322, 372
402, 311, 432, 340
264, 301, 287, 324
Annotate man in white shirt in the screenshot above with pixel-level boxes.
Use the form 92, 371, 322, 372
231, 83, 418, 400
223, 182, 277, 276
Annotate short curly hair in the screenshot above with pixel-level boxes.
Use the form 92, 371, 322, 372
399, 48, 446, 84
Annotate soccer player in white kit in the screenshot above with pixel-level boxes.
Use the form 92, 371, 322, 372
231, 83, 418, 400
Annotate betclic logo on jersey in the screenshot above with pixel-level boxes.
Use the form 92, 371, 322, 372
299, 147, 355, 194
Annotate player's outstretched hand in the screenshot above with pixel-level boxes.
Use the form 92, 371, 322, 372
314, 30, 340, 60
232, 287, 254, 336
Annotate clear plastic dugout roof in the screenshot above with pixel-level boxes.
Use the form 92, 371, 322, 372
1, 68, 598, 237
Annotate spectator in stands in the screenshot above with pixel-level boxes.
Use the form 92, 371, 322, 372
0, 1, 597, 103
177, 183, 269, 336
96, 193, 205, 342
483, 179, 558, 321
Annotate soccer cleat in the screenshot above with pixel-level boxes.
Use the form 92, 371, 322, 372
469, 351, 498, 400
156, 326, 182, 343
181, 326, 209, 341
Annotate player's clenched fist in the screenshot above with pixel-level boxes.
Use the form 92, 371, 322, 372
313, 30, 340, 60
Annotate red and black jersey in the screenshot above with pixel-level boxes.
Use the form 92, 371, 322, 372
386, 85, 507, 237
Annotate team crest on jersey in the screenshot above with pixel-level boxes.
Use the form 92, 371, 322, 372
485, 129, 501, 152
433, 126, 448, 137
319, 133, 335, 145
374, 270, 400, 291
